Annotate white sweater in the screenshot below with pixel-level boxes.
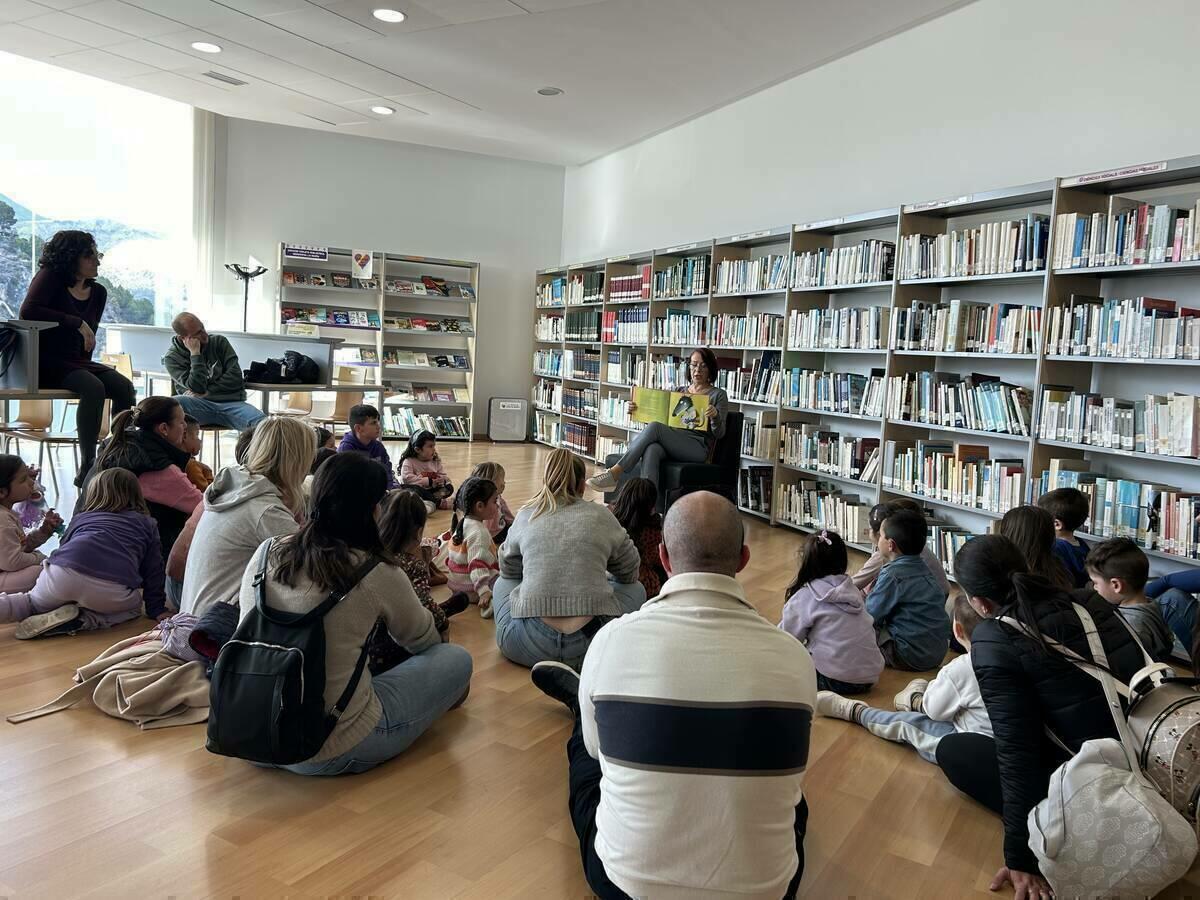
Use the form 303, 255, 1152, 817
922, 652, 993, 737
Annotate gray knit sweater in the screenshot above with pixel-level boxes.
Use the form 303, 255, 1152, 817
498, 500, 640, 619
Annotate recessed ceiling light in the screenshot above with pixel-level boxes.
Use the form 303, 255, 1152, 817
372, 8, 406, 22
370, 105, 395, 115
191, 41, 221, 53
537, 86, 563, 96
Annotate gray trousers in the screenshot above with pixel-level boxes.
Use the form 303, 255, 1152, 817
616, 422, 708, 490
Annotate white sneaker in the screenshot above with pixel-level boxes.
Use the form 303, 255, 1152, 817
816, 690, 867, 723
15, 604, 82, 640
586, 469, 618, 492
424, 500, 437, 515
894, 678, 929, 712
479, 601, 494, 620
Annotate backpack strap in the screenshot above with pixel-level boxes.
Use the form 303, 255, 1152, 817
320, 554, 384, 730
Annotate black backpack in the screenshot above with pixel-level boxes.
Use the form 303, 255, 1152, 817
205, 540, 382, 764
283, 350, 320, 384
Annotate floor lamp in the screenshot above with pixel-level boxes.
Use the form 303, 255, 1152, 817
225, 264, 269, 332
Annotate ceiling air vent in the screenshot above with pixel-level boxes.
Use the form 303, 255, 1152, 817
202, 71, 248, 87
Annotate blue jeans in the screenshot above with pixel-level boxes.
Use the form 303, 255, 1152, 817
858, 707, 957, 763
492, 575, 647, 670
1155, 588, 1197, 655
165, 575, 184, 612
174, 395, 266, 430
615, 421, 708, 491
282, 642, 473, 776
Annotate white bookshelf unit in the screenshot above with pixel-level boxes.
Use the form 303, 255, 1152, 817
278, 244, 479, 441
533, 155, 1200, 579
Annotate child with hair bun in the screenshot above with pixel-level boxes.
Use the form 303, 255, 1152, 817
0, 455, 62, 592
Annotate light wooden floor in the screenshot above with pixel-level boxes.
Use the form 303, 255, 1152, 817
3, 441, 1199, 898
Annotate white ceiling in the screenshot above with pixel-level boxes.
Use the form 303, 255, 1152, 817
0, 0, 974, 165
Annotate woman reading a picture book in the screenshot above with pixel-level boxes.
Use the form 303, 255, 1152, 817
586, 348, 728, 493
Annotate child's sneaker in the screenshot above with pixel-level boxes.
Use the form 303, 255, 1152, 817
423, 500, 437, 515
816, 690, 866, 723
438, 497, 453, 510
531, 660, 580, 716
479, 599, 494, 620
440, 592, 470, 618
894, 678, 929, 712
15, 604, 82, 640
585, 469, 618, 492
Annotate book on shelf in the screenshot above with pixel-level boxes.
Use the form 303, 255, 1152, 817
390, 381, 416, 402
648, 355, 689, 390
927, 521, 977, 579
781, 422, 879, 483
334, 347, 377, 367
599, 392, 638, 428
781, 368, 886, 418
787, 305, 889, 351
596, 435, 628, 460
714, 254, 790, 293
568, 271, 605, 305
413, 352, 430, 367
356, 277, 378, 290
654, 255, 709, 298
1046, 294, 1200, 360
360, 349, 378, 364
309, 273, 327, 287
535, 378, 563, 411
332, 310, 351, 325
609, 266, 652, 302
738, 466, 774, 514
1053, 198, 1200, 270
740, 412, 778, 459
890, 299, 1040, 354
717, 351, 781, 404
790, 240, 895, 288
384, 407, 470, 438
431, 388, 454, 402
564, 348, 601, 381
565, 308, 601, 342
885, 372, 1031, 435
883, 439, 1025, 514
537, 276, 566, 307
445, 281, 474, 299
534, 410, 563, 445
602, 307, 648, 343
534, 349, 563, 377
563, 386, 600, 419
652, 308, 706, 345
281, 306, 328, 324
709, 312, 784, 348
453, 388, 470, 402
1037, 386, 1200, 458
431, 354, 452, 368
414, 386, 433, 401
605, 348, 645, 386
898, 213, 1050, 279
776, 480, 873, 545
330, 273, 351, 288
421, 276, 449, 296
561, 421, 598, 457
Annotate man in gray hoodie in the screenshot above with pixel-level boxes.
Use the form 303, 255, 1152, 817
163, 313, 265, 430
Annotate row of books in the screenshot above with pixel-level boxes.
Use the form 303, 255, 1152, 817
927, 522, 975, 578
382, 350, 469, 369
781, 369, 886, 417
653, 310, 706, 346
569, 271, 605, 305
564, 349, 601, 382
535, 315, 563, 341
718, 352, 782, 405
609, 268, 652, 302
714, 254, 790, 294
533, 349, 562, 377
741, 413, 778, 459
738, 466, 774, 514
533, 379, 561, 411
563, 387, 599, 419
385, 315, 472, 334
284, 270, 364, 289
602, 308, 649, 344
283, 307, 380, 328
1038, 387, 1200, 458
561, 422, 597, 457
654, 255, 709, 298
534, 410, 561, 445
388, 382, 470, 404
565, 308, 601, 342
890, 300, 1040, 355
790, 240, 895, 288
537, 276, 566, 308
883, 440, 1026, 514
781, 423, 880, 483
596, 435, 627, 462
1045, 294, 1200, 360
599, 394, 643, 430
885, 372, 1032, 435
709, 312, 784, 348
383, 409, 470, 438
335, 347, 378, 366
384, 276, 474, 298
606, 349, 645, 386
776, 482, 873, 546
897, 214, 1050, 279
1053, 198, 1200, 270
648, 355, 690, 390
787, 305, 889, 351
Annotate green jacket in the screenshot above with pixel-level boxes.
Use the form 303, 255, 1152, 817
162, 334, 247, 402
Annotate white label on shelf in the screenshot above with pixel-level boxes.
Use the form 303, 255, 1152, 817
283, 244, 329, 261
904, 195, 971, 213
661, 242, 702, 253
796, 217, 845, 231
498, 401, 521, 410
1062, 161, 1168, 187
607, 253, 632, 263
729, 229, 774, 242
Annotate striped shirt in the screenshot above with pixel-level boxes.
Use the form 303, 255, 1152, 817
444, 516, 499, 601
579, 572, 817, 900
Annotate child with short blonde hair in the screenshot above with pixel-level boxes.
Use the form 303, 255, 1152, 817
471, 461, 513, 543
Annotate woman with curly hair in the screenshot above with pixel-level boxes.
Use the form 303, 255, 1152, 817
20, 230, 136, 485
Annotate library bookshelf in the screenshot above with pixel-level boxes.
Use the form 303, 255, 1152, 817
534, 154, 1200, 579
277, 244, 479, 441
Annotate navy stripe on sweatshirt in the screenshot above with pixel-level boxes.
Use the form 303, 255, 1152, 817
593, 695, 812, 776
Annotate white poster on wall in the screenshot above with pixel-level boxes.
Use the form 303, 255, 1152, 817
352, 250, 373, 279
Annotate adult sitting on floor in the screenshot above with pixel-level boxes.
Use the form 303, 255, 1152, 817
163, 312, 265, 431
531, 490, 818, 900
494, 447, 643, 670
238, 451, 473, 776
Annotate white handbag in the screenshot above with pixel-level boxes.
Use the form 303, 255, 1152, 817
1005, 604, 1198, 898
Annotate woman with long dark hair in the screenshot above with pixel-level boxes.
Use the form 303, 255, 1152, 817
237, 452, 472, 775
20, 230, 136, 485
608, 476, 667, 598
995, 504, 1074, 592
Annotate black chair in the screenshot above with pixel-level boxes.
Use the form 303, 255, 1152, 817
604, 411, 744, 513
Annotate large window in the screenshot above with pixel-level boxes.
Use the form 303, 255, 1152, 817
0, 51, 193, 348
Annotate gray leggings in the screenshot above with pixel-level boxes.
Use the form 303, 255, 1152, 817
616, 422, 708, 490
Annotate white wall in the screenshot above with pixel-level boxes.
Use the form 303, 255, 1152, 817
213, 118, 564, 430
561, 0, 1200, 261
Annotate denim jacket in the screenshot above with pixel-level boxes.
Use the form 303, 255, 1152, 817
865, 554, 950, 669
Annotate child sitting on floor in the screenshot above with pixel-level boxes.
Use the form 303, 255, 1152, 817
608, 477, 667, 600
337, 404, 399, 489
181, 415, 215, 491
399, 430, 454, 511
471, 461, 514, 544
0, 455, 61, 593
314, 426, 336, 451
997, 505, 1074, 592
1087, 537, 1174, 661
780, 528, 883, 693
0, 468, 166, 639
369, 489, 471, 673
817, 592, 993, 763
1037, 487, 1091, 589
852, 499, 950, 598
444, 476, 500, 619
865, 509, 951, 671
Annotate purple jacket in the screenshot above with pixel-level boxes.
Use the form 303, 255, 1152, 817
338, 430, 399, 489
780, 573, 884, 685
50, 510, 166, 618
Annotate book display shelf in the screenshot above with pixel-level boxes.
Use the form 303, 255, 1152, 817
535, 155, 1200, 577
277, 244, 479, 441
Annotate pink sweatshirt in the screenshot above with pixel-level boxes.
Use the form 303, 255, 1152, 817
485, 496, 513, 539
138, 467, 203, 514
445, 516, 499, 602
400, 456, 448, 488
0, 504, 46, 572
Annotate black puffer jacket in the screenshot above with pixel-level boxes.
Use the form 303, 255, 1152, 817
970, 583, 1144, 872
